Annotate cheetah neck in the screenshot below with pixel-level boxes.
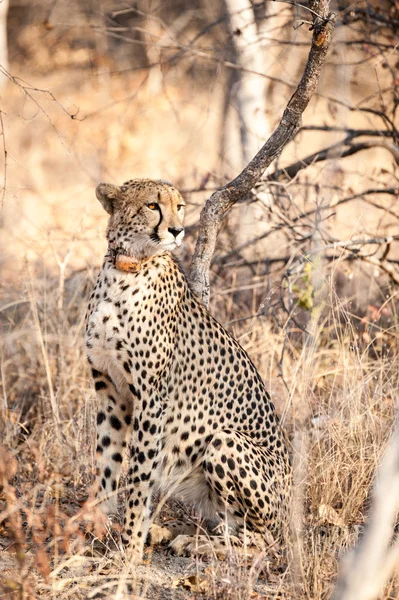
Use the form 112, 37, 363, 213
107, 244, 151, 274
105, 246, 176, 278
115, 253, 144, 273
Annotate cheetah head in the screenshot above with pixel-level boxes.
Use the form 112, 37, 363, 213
96, 178, 185, 260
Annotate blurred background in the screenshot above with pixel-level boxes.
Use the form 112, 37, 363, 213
0, 0, 397, 278
1, 1, 399, 597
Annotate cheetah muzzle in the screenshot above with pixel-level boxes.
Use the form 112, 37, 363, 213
86, 178, 292, 563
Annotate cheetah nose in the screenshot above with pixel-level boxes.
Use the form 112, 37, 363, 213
168, 227, 184, 238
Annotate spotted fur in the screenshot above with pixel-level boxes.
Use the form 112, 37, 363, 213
86, 178, 291, 563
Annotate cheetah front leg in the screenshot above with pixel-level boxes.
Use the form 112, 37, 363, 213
120, 408, 161, 563
91, 369, 132, 516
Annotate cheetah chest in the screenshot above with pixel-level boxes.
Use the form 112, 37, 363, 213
86, 262, 179, 401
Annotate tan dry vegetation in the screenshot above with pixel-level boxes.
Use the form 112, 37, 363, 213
2, 252, 399, 598
1, 0, 399, 598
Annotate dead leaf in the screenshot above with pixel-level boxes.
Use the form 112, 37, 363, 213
171, 574, 208, 593
318, 504, 345, 527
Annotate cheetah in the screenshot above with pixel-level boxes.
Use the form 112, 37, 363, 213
86, 178, 291, 563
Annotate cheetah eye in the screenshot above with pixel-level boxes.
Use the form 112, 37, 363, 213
177, 205, 185, 211
146, 203, 159, 211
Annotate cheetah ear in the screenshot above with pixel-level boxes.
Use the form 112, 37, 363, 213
96, 182, 121, 215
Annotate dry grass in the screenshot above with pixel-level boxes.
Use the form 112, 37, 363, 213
1, 248, 399, 599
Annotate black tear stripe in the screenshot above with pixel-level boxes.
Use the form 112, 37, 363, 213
152, 207, 163, 243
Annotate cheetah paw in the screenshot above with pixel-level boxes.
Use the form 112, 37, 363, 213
147, 520, 198, 547
147, 523, 174, 546
169, 534, 232, 558
238, 531, 280, 557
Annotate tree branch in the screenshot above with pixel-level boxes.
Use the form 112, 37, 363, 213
188, 0, 335, 305
269, 137, 399, 183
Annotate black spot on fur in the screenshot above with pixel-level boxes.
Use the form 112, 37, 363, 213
95, 381, 107, 391
110, 415, 122, 430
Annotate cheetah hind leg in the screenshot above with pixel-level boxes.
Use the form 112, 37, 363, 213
204, 430, 288, 538
170, 429, 287, 558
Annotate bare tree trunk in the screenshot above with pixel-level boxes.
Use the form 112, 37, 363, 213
224, 0, 270, 165
219, 67, 240, 168
189, 0, 335, 306
222, 0, 272, 254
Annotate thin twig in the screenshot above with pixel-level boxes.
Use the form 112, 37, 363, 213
0, 110, 7, 216
216, 188, 398, 264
